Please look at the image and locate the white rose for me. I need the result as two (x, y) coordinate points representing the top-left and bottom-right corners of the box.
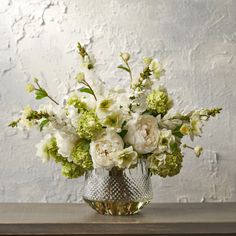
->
(90, 129), (124, 169)
(124, 114), (159, 154)
(55, 131), (79, 158)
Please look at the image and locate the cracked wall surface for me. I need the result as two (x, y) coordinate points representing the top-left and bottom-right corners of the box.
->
(0, 0), (236, 202)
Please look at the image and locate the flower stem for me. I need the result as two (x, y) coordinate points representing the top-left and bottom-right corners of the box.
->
(82, 80), (97, 101)
(47, 94), (59, 105)
(121, 56), (133, 88)
(35, 82), (59, 105)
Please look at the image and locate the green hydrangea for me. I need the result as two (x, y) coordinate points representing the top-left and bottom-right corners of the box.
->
(62, 162), (85, 179)
(46, 137), (85, 179)
(146, 87), (173, 116)
(148, 151), (183, 177)
(77, 110), (102, 140)
(71, 139), (93, 170)
(67, 94), (87, 112)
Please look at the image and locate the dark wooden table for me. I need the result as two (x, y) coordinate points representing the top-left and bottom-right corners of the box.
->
(0, 203), (235, 235)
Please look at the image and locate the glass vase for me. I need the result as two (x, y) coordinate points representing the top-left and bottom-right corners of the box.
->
(83, 159), (152, 216)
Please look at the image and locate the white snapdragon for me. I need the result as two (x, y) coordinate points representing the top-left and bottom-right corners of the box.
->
(67, 105), (80, 128)
(35, 134), (54, 163)
(90, 129), (124, 169)
(55, 131), (79, 158)
(18, 105), (34, 129)
(124, 114), (159, 154)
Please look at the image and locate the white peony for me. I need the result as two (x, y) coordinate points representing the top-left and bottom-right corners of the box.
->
(124, 114), (159, 154)
(90, 129), (124, 169)
(55, 131), (79, 158)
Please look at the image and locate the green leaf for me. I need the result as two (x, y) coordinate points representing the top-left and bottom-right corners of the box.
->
(118, 129), (128, 139)
(117, 65), (130, 72)
(79, 87), (94, 95)
(170, 142), (178, 152)
(39, 119), (49, 131)
(172, 125), (184, 139)
(35, 89), (48, 100)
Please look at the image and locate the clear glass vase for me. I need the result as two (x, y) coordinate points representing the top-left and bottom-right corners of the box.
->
(83, 159), (153, 216)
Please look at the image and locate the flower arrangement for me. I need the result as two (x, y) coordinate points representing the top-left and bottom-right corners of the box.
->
(9, 42), (221, 179)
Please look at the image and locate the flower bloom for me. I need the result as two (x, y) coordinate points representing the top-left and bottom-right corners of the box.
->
(90, 129), (124, 169)
(35, 134), (56, 163)
(124, 114), (159, 154)
(146, 86), (173, 116)
(55, 131), (79, 158)
(114, 146), (138, 169)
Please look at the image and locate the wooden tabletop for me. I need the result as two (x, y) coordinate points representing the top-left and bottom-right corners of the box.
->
(0, 203), (235, 235)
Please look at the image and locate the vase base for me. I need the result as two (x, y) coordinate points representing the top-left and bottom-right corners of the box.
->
(83, 198), (150, 216)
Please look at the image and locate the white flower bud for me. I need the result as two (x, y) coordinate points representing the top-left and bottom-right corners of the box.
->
(76, 72), (85, 83)
(194, 145), (203, 158)
(120, 52), (130, 61)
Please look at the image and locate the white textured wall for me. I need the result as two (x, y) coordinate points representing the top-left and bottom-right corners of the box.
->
(0, 0), (236, 203)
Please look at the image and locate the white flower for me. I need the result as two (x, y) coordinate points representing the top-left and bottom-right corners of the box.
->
(114, 146), (138, 169)
(190, 114), (203, 140)
(129, 89), (148, 113)
(75, 72), (85, 82)
(96, 91), (130, 132)
(18, 105), (34, 129)
(159, 114), (182, 130)
(90, 129), (124, 169)
(35, 134), (54, 163)
(67, 105), (80, 128)
(120, 52), (130, 61)
(124, 114), (159, 154)
(55, 131), (79, 158)
(194, 145), (203, 158)
(156, 129), (175, 153)
(38, 103), (54, 116)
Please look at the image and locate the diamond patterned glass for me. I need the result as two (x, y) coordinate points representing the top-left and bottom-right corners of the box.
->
(83, 159), (153, 215)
